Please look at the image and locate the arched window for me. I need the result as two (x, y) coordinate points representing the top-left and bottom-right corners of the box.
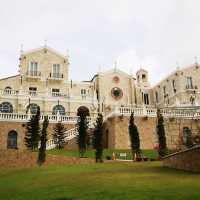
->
(26, 103), (39, 114)
(4, 86), (12, 90)
(4, 87), (12, 95)
(0, 102), (13, 113)
(52, 105), (65, 115)
(183, 127), (192, 147)
(7, 130), (17, 149)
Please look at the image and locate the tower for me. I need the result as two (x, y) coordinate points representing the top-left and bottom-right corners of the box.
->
(136, 68), (150, 87)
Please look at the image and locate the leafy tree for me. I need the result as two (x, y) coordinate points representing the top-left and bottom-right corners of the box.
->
(53, 122), (66, 149)
(157, 109), (167, 157)
(24, 106), (41, 151)
(128, 112), (141, 159)
(93, 113), (104, 163)
(38, 116), (49, 166)
(77, 113), (88, 157)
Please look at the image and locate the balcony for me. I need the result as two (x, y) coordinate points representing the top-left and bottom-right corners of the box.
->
(29, 91), (37, 97)
(26, 71), (41, 79)
(185, 85), (198, 92)
(0, 89), (18, 96)
(49, 73), (64, 80)
(51, 92), (65, 97)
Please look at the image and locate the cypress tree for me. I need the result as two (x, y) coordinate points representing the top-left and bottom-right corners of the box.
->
(128, 112), (141, 159)
(53, 122), (66, 149)
(157, 109), (167, 157)
(93, 113), (104, 163)
(38, 116), (49, 166)
(24, 106), (41, 151)
(77, 113), (88, 157)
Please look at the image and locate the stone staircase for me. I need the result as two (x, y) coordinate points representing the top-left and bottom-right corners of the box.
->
(46, 119), (95, 150)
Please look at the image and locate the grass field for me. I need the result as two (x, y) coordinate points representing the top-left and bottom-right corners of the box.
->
(47, 149), (159, 160)
(0, 161), (200, 200)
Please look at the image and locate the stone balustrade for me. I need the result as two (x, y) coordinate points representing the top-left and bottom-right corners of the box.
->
(0, 89), (97, 103)
(110, 106), (200, 119)
(0, 112), (94, 124)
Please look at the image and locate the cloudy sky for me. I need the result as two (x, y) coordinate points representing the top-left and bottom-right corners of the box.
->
(0, 0), (200, 85)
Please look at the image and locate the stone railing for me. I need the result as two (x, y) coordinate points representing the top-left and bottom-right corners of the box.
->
(0, 112), (94, 124)
(104, 106), (157, 118)
(160, 108), (200, 119)
(0, 89), (19, 96)
(46, 118), (96, 150)
(0, 89), (97, 103)
(108, 106), (200, 119)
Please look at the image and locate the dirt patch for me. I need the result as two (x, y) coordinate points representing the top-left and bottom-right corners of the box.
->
(0, 150), (94, 168)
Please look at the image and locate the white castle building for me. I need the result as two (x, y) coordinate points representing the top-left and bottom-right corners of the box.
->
(0, 46), (200, 150)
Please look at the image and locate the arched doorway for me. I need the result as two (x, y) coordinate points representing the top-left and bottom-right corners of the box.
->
(52, 105), (65, 115)
(26, 103), (40, 114)
(7, 130), (18, 149)
(77, 106), (90, 116)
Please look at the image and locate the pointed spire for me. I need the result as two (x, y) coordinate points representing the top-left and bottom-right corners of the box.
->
(195, 56), (198, 65)
(176, 61), (180, 70)
(44, 39), (47, 48)
(114, 60), (117, 72)
(20, 44), (23, 54)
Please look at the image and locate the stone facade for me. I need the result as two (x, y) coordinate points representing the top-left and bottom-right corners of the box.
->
(1, 46), (200, 151)
(103, 116), (157, 150)
(0, 121), (75, 150)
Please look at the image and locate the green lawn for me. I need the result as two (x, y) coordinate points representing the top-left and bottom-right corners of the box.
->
(0, 162), (200, 200)
(47, 149), (158, 160)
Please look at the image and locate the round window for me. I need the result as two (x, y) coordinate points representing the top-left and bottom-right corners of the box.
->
(113, 76), (120, 83)
(111, 87), (123, 100)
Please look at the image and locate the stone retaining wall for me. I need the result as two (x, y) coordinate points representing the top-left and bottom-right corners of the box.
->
(163, 146), (200, 172)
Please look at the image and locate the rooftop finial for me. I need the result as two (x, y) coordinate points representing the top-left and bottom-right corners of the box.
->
(20, 44), (23, 54)
(114, 60), (117, 72)
(176, 61), (180, 70)
(44, 39), (47, 47)
(195, 56), (198, 65)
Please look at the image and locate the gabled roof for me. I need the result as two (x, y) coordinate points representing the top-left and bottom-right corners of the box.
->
(21, 46), (67, 60)
(99, 68), (132, 77)
(0, 74), (20, 81)
(152, 63), (198, 88)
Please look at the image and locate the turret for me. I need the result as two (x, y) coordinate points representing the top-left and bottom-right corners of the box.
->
(136, 68), (150, 87)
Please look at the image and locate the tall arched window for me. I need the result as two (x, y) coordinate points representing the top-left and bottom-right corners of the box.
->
(7, 130), (17, 149)
(0, 102), (13, 113)
(52, 105), (65, 115)
(4, 87), (12, 95)
(26, 103), (39, 114)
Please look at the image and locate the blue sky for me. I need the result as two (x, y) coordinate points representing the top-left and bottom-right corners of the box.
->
(0, 0), (200, 85)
